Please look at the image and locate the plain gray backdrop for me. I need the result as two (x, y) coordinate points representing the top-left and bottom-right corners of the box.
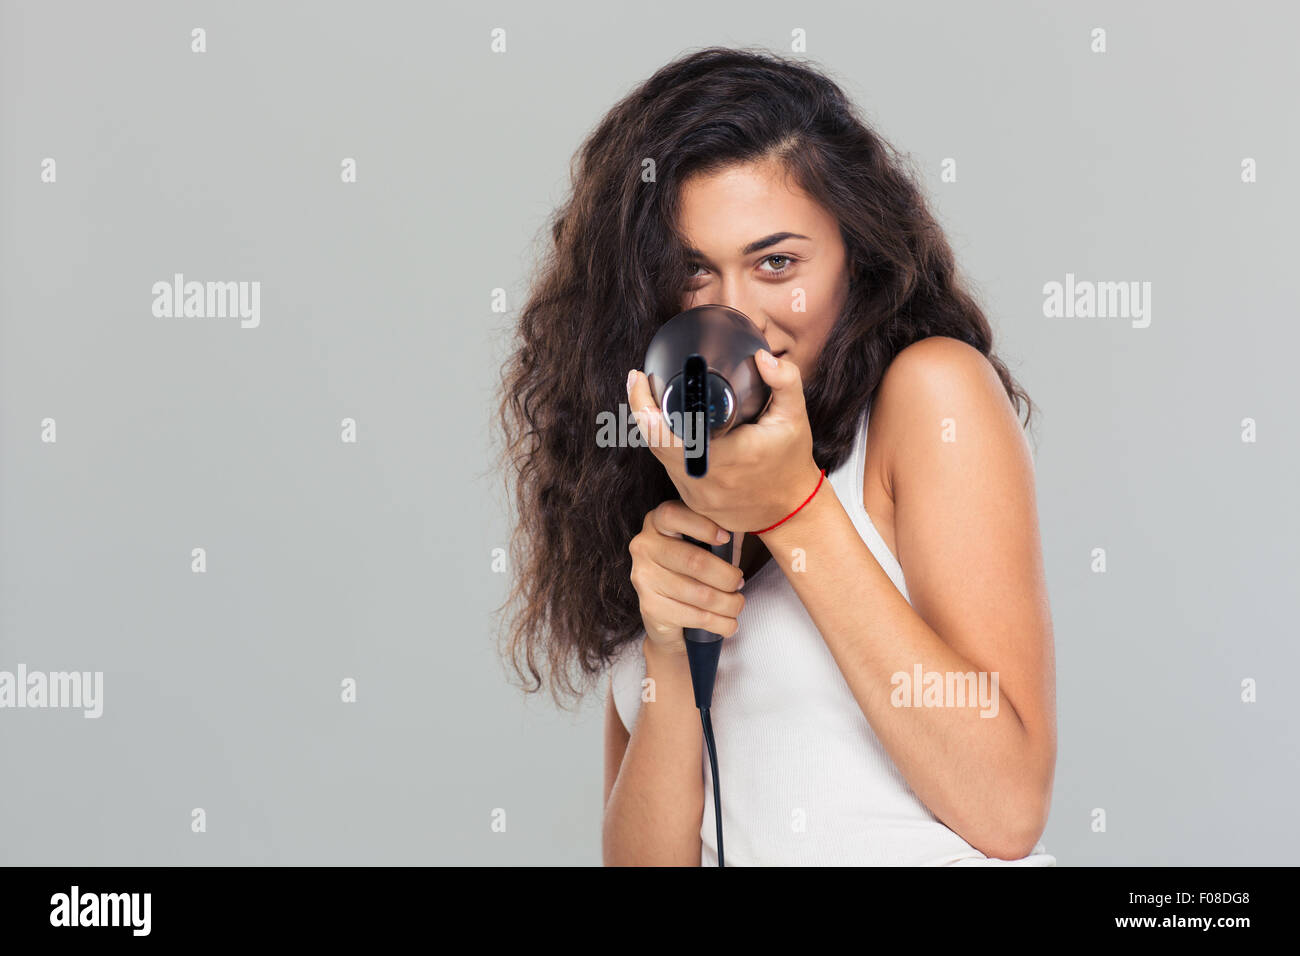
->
(2, 0), (1296, 865)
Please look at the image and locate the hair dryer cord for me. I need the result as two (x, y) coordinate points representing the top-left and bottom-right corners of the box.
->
(700, 706), (724, 867)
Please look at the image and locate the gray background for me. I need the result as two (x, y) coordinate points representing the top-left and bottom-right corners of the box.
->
(1, 0), (1296, 865)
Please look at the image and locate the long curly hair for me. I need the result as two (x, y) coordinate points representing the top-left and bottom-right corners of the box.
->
(495, 45), (1034, 708)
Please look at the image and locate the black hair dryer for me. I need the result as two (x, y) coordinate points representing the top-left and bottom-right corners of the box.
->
(642, 304), (773, 708)
(643, 304), (773, 479)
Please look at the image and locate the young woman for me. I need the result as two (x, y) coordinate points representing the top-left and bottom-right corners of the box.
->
(497, 46), (1057, 866)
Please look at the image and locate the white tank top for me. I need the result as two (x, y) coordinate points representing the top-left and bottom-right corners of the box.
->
(609, 403), (1056, 866)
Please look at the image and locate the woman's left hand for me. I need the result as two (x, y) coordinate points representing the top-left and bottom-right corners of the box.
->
(626, 349), (823, 534)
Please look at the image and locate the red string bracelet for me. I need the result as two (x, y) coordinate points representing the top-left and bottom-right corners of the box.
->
(754, 467), (826, 534)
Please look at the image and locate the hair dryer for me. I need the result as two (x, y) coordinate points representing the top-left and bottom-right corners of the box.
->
(644, 304), (773, 481)
(641, 303), (773, 867)
(644, 303), (772, 701)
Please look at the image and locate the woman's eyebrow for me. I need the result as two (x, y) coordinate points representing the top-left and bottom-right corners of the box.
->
(686, 232), (812, 260)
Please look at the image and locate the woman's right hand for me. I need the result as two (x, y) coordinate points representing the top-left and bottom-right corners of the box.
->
(628, 500), (746, 657)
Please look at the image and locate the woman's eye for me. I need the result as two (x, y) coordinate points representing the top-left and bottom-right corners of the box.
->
(685, 256), (793, 285)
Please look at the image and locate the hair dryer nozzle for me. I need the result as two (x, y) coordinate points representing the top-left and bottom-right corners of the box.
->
(643, 305), (773, 478)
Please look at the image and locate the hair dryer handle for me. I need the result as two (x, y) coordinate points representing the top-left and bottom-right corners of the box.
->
(679, 531), (734, 709)
(680, 531), (734, 632)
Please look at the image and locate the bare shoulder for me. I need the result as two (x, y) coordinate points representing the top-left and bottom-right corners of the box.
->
(876, 336), (1009, 418)
(867, 336), (1025, 498)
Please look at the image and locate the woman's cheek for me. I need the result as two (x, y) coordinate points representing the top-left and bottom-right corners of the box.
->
(796, 276), (833, 315)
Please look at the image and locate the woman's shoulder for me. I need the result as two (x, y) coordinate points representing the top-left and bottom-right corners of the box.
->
(876, 336), (1002, 409)
(869, 335), (1015, 473)
(862, 335), (1024, 525)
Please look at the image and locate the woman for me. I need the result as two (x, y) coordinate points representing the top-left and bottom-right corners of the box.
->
(496, 46), (1057, 866)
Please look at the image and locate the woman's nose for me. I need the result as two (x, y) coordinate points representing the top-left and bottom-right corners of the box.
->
(715, 285), (767, 336)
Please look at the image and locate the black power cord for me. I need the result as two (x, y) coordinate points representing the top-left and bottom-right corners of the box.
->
(699, 706), (724, 867)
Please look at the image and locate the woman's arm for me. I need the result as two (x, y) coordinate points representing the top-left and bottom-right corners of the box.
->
(759, 336), (1057, 860)
(602, 682), (630, 808)
(601, 641), (706, 865)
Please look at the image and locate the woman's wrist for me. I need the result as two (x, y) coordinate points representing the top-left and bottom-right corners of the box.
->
(756, 460), (826, 535)
(758, 460), (830, 543)
(642, 636), (701, 717)
(643, 633), (689, 667)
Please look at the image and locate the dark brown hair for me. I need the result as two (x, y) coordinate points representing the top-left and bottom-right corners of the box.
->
(495, 45), (1033, 707)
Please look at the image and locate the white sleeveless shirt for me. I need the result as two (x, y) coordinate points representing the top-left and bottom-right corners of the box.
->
(609, 404), (1056, 866)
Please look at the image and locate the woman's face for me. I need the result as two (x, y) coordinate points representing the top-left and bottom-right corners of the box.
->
(677, 158), (851, 382)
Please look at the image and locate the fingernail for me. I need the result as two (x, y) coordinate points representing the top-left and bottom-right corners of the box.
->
(626, 369), (636, 394)
(737, 576), (745, 590)
(715, 528), (729, 544)
(759, 349), (778, 369)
